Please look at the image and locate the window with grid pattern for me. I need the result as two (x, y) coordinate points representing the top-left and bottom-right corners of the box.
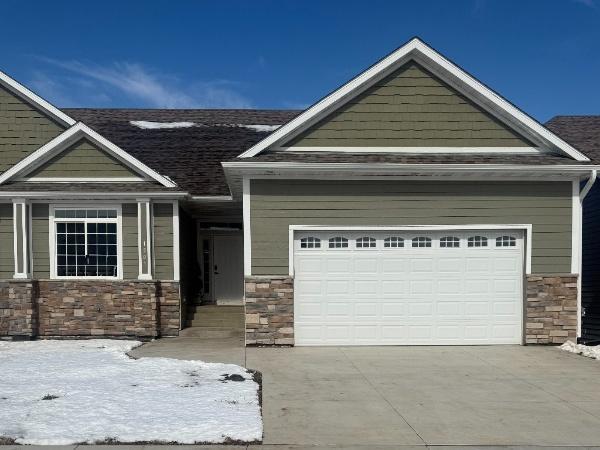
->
(54, 208), (118, 277)
(412, 237), (432, 248)
(440, 236), (460, 248)
(356, 237), (376, 248)
(300, 237), (321, 249)
(328, 237), (349, 248)
(384, 236), (404, 248)
(468, 236), (488, 247)
(496, 235), (516, 247)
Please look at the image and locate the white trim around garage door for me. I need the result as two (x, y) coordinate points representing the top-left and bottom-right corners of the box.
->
(288, 224), (533, 277)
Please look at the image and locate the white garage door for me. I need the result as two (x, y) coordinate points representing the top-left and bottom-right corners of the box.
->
(294, 229), (524, 346)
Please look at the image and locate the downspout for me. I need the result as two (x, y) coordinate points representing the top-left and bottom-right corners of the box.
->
(578, 169), (597, 341)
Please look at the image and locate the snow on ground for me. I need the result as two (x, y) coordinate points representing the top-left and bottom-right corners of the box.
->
(0, 340), (262, 445)
(130, 121), (196, 129)
(237, 124), (280, 132)
(560, 340), (600, 360)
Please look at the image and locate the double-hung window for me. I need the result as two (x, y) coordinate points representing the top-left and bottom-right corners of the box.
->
(52, 207), (120, 278)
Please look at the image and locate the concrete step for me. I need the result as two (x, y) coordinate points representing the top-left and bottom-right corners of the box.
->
(179, 327), (244, 338)
(189, 317), (245, 326)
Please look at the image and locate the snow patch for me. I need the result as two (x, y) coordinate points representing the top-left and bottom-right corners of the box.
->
(0, 340), (262, 445)
(237, 124), (280, 132)
(130, 120), (196, 129)
(560, 340), (600, 360)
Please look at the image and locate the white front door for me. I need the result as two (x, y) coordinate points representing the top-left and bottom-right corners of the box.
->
(293, 229), (524, 346)
(213, 234), (244, 304)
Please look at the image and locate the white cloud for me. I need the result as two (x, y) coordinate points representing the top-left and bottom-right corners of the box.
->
(30, 57), (252, 109)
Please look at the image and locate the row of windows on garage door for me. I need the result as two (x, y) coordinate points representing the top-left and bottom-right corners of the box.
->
(299, 235), (518, 249)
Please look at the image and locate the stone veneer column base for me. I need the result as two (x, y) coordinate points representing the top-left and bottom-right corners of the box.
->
(526, 274), (578, 344)
(0, 280), (180, 340)
(0, 281), (35, 339)
(245, 276), (294, 345)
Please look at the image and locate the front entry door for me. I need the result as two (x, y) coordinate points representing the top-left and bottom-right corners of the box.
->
(213, 234), (244, 304)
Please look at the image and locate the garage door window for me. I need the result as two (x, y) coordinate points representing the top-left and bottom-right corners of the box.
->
(329, 237), (349, 248)
(468, 236), (488, 247)
(384, 236), (404, 248)
(412, 237), (432, 248)
(496, 236), (516, 247)
(300, 237), (321, 249)
(356, 237), (376, 248)
(440, 236), (460, 248)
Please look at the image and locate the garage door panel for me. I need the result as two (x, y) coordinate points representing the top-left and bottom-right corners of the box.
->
(294, 229), (524, 345)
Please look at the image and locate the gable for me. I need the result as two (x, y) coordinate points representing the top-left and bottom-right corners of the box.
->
(24, 138), (141, 179)
(0, 85), (67, 171)
(284, 62), (532, 148)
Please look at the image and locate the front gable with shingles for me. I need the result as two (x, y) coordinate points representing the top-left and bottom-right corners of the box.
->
(285, 62), (533, 149)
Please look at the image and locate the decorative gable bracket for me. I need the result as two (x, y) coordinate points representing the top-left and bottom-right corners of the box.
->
(0, 122), (177, 187)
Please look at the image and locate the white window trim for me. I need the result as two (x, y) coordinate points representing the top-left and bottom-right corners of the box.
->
(48, 204), (123, 280)
(288, 224), (533, 277)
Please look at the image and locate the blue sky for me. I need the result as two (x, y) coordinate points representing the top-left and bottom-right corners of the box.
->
(1, 0), (599, 121)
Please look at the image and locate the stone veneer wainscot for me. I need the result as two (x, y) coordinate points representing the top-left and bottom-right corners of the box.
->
(0, 280), (180, 339)
(245, 276), (294, 345)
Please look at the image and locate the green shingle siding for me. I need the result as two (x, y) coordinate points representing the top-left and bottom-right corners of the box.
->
(0, 85), (65, 172)
(153, 203), (174, 280)
(28, 138), (139, 178)
(0, 204), (13, 278)
(286, 62), (532, 148)
(31, 204), (49, 278)
(250, 180), (572, 275)
(122, 203), (138, 279)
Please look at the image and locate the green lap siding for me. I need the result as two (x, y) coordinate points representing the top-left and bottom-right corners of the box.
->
(122, 204), (138, 279)
(0, 85), (66, 171)
(285, 62), (532, 148)
(153, 203), (174, 280)
(250, 180), (572, 275)
(31, 204), (49, 278)
(0, 204), (13, 278)
(27, 138), (140, 178)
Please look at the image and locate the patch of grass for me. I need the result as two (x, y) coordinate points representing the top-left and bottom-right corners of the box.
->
(41, 394), (59, 401)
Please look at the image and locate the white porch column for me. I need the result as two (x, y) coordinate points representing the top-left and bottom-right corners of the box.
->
(137, 199), (153, 280)
(12, 198), (30, 279)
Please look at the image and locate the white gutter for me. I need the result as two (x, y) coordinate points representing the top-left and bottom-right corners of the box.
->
(580, 169), (597, 201)
(190, 195), (233, 202)
(0, 191), (188, 199)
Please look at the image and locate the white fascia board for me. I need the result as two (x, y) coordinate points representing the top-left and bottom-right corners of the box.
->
(239, 38), (589, 162)
(223, 161), (600, 174)
(0, 191), (187, 199)
(190, 195), (234, 202)
(0, 123), (177, 187)
(0, 69), (76, 127)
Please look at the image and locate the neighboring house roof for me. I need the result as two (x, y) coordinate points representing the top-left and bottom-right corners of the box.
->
(546, 116), (600, 164)
(63, 108), (300, 196)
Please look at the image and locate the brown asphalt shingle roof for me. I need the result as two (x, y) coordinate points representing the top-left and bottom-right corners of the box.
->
(545, 116), (600, 165)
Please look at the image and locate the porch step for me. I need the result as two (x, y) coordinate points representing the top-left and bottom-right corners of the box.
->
(179, 326), (244, 338)
(183, 305), (245, 338)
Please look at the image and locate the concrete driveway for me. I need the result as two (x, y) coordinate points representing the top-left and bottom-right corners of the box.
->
(246, 345), (600, 448)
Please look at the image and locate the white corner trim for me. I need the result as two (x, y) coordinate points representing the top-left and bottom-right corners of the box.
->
(242, 178), (251, 277)
(0, 69), (76, 127)
(172, 200), (180, 281)
(239, 38), (589, 162)
(287, 224), (533, 277)
(276, 146), (544, 154)
(572, 180), (581, 275)
(0, 123), (177, 188)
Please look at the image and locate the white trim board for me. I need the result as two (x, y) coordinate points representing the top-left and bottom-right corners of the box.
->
(0, 69), (75, 127)
(287, 224), (533, 277)
(0, 123), (177, 188)
(19, 177), (146, 182)
(242, 178), (251, 277)
(275, 147), (544, 154)
(239, 38), (589, 162)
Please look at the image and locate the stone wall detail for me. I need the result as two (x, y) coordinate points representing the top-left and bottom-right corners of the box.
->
(0, 280), (180, 339)
(0, 281), (35, 339)
(526, 274), (578, 344)
(245, 276), (294, 345)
